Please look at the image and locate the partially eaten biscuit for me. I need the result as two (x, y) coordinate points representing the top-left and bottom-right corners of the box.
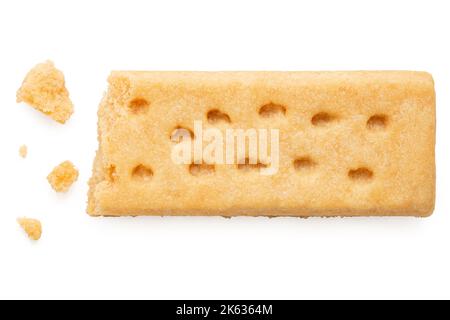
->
(47, 161), (79, 192)
(17, 61), (74, 124)
(17, 217), (42, 241)
(88, 71), (435, 217)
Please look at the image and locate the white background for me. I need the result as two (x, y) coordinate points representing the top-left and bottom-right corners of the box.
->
(0, 0), (448, 300)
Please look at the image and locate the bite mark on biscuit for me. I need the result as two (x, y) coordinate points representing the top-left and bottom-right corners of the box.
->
(189, 163), (215, 176)
(132, 164), (153, 180)
(293, 157), (316, 170)
(207, 109), (231, 124)
(311, 112), (338, 126)
(367, 114), (388, 130)
(348, 167), (374, 181)
(129, 98), (150, 114)
(258, 103), (287, 117)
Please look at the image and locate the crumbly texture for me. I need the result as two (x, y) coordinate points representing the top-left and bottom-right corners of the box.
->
(19, 145), (27, 158)
(47, 161), (79, 192)
(16, 61), (73, 124)
(17, 218), (42, 241)
(88, 71), (436, 217)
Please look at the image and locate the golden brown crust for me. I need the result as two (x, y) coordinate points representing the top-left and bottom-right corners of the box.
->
(16, 61), (73, 124)
(88, 71), (436, 217)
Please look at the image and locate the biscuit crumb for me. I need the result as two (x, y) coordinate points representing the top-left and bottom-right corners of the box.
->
(17, 217), (42, 241)
(47, 161), (79, 192)
(16, 60), (73, 124)
(19, 145), (28, 158)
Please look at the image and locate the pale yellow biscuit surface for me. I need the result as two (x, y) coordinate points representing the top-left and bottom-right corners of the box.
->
(47, 161), (79, 192)
(88, 71), (435, 217)
(17, 61), (73, 124)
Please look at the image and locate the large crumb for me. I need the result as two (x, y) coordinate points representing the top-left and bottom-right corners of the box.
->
(16, 60), (74, 124)
(17, 217), (42, 241)
(47, 161), (79, 192)
(19, 145), (28, 158)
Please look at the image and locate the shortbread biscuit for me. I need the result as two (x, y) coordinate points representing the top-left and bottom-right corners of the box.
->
(47, 161), (79, 192)
(17, 217), (42, 241)
(88, 71), (435, 217)
(17, 61), (73, 124)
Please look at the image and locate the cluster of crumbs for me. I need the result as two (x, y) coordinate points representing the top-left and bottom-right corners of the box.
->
(15, 61), (79, 242)
(47, 161), (79, 192)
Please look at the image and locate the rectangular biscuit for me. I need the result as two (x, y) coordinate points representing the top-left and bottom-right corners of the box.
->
(88, 71), (435, 217)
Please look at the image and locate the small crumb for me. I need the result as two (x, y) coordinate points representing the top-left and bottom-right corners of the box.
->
(19, 145), (28, 158)
(47, 161), (79, 192)
(16, 60), (74, 124)
(17, 217), (42, 241)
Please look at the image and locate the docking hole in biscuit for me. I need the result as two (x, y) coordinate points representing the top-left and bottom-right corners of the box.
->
(348, 168), (374, 181)
(207, 109), (231, 124)
(237, 158), (268, 171)
(132, 164), (153, 180)
(293, 157), (316, 170)
(367, 114), (388, 130)
(107, 165), (117, 182)
(258, 103), (287, 117)
(311, 112), (337, 126)
(189, 163), (215, 176)
(170, 126), (195, 142)
(128, 98), (150, 114)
